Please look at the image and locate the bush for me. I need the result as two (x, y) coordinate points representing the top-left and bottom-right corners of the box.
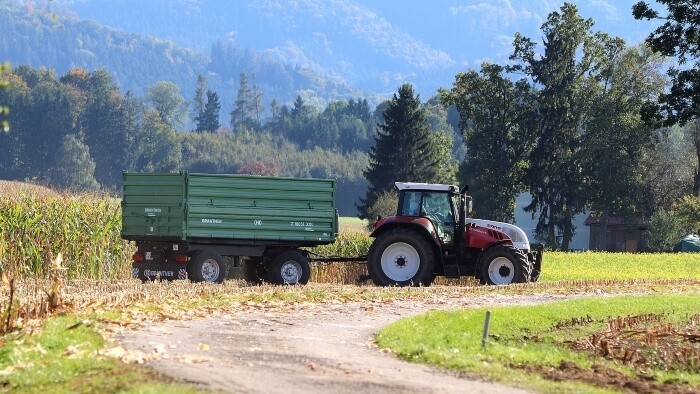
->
(646, 209), (683, 252)
(673, 195), (700, 233)
(365, 190), (398, 222)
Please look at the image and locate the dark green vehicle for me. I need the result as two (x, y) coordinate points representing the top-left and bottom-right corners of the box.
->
(121, 172), (338, 284)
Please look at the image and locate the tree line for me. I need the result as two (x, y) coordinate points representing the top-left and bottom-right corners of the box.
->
(0, 64), (458, 216)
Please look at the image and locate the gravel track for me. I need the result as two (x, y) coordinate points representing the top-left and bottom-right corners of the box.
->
(117, 292), (585, 393)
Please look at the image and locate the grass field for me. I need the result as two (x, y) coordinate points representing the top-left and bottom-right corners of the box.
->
(377, 294), (700, 393)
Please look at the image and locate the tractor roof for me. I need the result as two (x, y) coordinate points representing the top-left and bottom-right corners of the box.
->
(394, 182), (458, 192)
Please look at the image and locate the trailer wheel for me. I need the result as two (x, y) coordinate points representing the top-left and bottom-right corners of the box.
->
(268, 251), (310, 285)
(189, 251), (226, 283)
(367, 228), (435, 287)
(478, 245), (530, 285)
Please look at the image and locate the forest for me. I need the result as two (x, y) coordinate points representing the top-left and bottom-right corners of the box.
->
(1, 1), (700, 251)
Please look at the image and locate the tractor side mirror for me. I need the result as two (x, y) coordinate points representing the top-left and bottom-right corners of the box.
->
(465, 196), (473, 215)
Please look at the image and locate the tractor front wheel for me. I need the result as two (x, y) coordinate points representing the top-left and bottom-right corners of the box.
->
(478, 245), (530, 285)
(367, 228), (436, 287)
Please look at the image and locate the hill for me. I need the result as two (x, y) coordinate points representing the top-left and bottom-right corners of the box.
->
(0, 2), (363, 123)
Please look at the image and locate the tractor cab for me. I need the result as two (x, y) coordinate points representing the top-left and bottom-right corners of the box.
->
(394, 182), (471, 245)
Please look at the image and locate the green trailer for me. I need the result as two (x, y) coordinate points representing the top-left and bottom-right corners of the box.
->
(122, 172), (338, 284)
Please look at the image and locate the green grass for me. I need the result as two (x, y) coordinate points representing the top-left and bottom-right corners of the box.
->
(376, 294), (700, 393)
(0, 315), (198, 393)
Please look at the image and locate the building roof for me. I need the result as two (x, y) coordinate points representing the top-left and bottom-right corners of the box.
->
(584, 214), (649, 227)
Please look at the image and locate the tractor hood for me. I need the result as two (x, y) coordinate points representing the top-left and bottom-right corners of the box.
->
(468, 219), (531, 252)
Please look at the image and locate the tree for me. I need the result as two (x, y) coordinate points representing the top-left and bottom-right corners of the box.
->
(266, 99), (292, 136)
(365, 190), (399, 222)
(288, 95), (317, 147)
(135, 108), (182, 172)
(633, 1), (700, 196)
(48, 134), (99, 191)
(195, 90), (221, 132)
(191, 74), (206, 126)
(633, 0), (700, 124)
(359, 83), (441, 217)
(440, 63), (534, 222)
(673, 195), (700, 234)
(640, 125), (696, 214)
(81, 69), (138, 187)
(236, 159), (279, 176)
(582, 44), (667, 249)
(229, 72), (262, 132)
(646, 209), (683, 251)
(25, 76), (75, 179)
(146, 80), (186, 129)
(509, 3), (605, 249)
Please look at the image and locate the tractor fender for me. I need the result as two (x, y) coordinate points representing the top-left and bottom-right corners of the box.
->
(370, 216), (442, 249)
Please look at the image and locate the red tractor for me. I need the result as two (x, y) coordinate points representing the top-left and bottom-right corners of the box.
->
(367, 182), (543, 286)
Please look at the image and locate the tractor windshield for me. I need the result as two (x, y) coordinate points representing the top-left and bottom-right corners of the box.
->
(421, 192), (455, 243)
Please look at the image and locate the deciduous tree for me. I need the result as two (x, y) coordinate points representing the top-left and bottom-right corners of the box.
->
(633, 0), (700, 195)
(146, 80), (186, 129)
(440, 63), (534, 223)
(582, 44), (667, 249)
(48, 134), (99, 191)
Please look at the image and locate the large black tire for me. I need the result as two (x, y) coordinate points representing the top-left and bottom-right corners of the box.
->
(477, 244), (531, 285)
(189, 250), (227, 283)
(268, 251), (310, 285)
(367, 228), (436, 287)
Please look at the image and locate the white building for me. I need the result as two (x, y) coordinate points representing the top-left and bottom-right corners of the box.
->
(513, 193), (590, 251)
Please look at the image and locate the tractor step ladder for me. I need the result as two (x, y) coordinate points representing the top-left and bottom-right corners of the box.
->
(442, 254), (460, 278)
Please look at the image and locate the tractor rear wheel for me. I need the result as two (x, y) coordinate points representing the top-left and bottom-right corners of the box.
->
(367, 228), (436, 287)
(478, 245), (530, 285)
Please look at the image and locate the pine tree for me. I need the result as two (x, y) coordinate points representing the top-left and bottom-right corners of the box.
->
(230, 72), (263, 132)
(359, 83), (440, 217)
(195, 90), (221, 132)
(191, 74), (206, 126)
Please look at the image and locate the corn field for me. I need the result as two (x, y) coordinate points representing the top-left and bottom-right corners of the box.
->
(0, 183), (132, 280)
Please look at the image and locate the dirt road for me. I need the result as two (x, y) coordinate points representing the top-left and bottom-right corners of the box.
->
(117, 293), (581, 393)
